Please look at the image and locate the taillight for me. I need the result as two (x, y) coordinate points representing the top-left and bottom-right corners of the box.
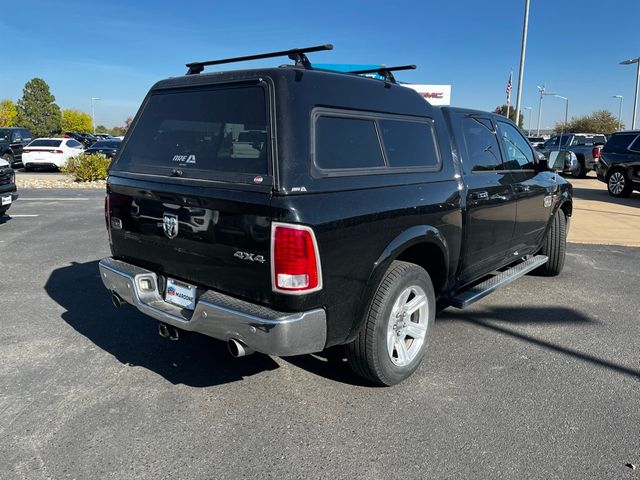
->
(53, 149), (64, 154)
(22, 149), (31, 153)
(592, 147), (600, 159)
(63, 134), (70, 138)
(271, 222), (322, 294)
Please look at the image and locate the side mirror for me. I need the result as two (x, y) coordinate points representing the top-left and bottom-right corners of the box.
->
(548, 150), (577, 172)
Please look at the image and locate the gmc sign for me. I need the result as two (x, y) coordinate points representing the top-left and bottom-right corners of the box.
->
(402, 84), (451, 106)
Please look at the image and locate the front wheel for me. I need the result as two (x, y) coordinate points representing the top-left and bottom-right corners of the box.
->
(534, 210), (567, 276)
(346, 261), (435, 386)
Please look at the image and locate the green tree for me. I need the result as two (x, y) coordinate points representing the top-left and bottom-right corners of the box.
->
(95, 124), (109, 134)
(555, 110), (621, 134)
(494, 105), (525, 128)
(61, 109), (93, 133)
(0, 99), (18, 127)
(16, 78), (61, 137)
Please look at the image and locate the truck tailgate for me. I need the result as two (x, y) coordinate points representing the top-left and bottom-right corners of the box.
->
(107, 179), (272, 303)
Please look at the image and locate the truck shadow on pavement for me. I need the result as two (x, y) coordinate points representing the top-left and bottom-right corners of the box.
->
(45, 260), (281, 387)
(571, 186), (640, 206)
(439, 306), (640, 380)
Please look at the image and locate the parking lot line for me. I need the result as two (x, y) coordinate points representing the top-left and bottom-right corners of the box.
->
(19, 198), (90, 201)
(9, 214), (40, 217)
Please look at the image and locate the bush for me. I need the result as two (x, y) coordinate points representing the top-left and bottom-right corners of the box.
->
(61, 153), (110, 182)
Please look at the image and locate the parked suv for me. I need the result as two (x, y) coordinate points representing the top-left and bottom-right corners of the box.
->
(596, 131), (640, 197)
(99, 45), (572, 385)
(0, 127), (33, 167)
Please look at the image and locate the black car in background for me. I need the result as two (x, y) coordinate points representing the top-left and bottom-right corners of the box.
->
(0, 155), (18, 217)
(0, 127), (34, 167)
(85, 138), (122, 159)
(596, 131), (640, 197)
(64, 132), (96, 148)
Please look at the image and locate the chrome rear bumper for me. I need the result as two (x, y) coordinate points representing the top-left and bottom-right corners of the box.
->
(98, 257), (327, 356)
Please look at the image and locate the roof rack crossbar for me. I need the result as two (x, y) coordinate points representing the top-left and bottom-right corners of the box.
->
(348, 64), (416, 83)
(185, 44), (334, 75)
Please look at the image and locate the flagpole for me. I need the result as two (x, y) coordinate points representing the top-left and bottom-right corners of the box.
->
(506, 68), (513, 120)
(514, 0), (530, 129)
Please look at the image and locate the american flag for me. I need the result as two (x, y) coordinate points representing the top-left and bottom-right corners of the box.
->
(506, 70), (513, 102)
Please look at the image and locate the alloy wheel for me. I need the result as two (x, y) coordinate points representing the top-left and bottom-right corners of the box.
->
(609, 172), (626, 195)
(386, 285), (429, 367)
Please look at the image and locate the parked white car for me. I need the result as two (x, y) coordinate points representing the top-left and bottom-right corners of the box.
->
(22, 138), (84, 170)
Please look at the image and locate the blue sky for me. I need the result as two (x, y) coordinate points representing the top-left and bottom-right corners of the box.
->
(2, 0), (639, 130)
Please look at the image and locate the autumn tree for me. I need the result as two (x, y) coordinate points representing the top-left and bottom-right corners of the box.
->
(61, 109), (93, 133)
(0, 100), (18, 127)
(16, 78), (61, 137)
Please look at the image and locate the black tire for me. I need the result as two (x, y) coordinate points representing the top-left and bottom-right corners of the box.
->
(571, 157), (586, 178)
(0, 206), (9, 217)
(1, 153), (13, 165)
(606, 169), (632, 198)
(346, 261), (436, 386)
(534, 210), (567, 276)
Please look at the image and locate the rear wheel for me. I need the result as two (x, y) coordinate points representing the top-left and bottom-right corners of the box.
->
(534, 210), (567, 276)
(346, 261), (435, 386)
(607, 169), (632, 197)
(1, 153), (13, 165)
(571, 157), (586, 178)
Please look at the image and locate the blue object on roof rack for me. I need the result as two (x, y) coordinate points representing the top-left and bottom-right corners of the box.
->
(313, 64), (385, 80)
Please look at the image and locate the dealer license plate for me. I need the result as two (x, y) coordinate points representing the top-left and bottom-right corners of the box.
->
(165, 278), (196, 310)
(1, 195), (11, 206)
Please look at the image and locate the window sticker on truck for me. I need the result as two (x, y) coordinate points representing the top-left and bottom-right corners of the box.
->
(172, 154), (196, 164)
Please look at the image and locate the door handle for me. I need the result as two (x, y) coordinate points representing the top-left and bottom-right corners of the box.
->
(470, 191), (489, 200)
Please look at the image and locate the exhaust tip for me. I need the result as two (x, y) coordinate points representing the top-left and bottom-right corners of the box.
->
(111, 293), (124, 309)
(158, 323), (170, 338)
(158, 323), (180, 341)
(228, 338), (254, 358)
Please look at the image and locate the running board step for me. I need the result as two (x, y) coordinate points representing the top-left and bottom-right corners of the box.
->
(451, 255), (548, 309)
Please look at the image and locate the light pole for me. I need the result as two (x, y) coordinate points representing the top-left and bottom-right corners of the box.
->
(536, 85), (557, 136)
(554, 94), (569, 147)
(91, 97), (101, 134)
(612, 95), (623, 131)
(524, 106), (533, 136)
(514, 0), (530, 128)
(619, 57), (640, 129)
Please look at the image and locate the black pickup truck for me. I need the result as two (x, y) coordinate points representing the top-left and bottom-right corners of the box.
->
(0, 127), (33, 167)
(99, 45), (572, 385)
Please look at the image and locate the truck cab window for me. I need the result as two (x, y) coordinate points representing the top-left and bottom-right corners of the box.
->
(497, 121), (534, 170)
(462, 117), (503, 172)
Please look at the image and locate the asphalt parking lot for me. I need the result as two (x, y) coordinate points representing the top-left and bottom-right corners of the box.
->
(1, 189), (639, 479)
